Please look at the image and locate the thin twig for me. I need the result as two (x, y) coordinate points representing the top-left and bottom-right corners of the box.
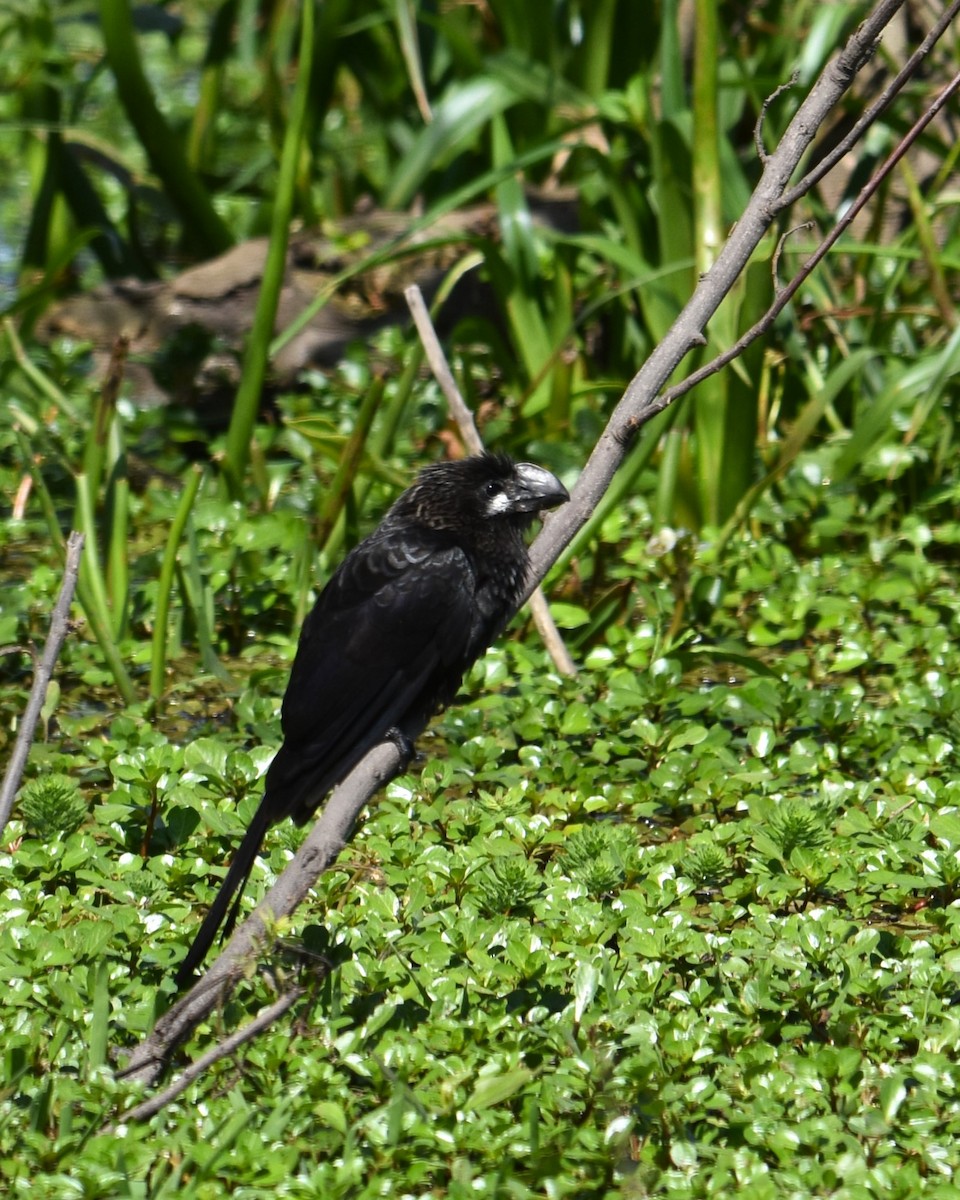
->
(772, 222), (815, 295)
(0, 531), (85, 838)
(404, 284), (577, 677)
(3, 317), (81, 422)
(652, 67), (960, 416)
(754, 71), (799, 164)
(405, 285), (480, 449)
(111, 986), (305, 1126)
(782, 0), (960, 206)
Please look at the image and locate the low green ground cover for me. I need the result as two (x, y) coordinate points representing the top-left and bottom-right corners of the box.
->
(2, 427), (959, 1197)
(2, 3), (958, 1194)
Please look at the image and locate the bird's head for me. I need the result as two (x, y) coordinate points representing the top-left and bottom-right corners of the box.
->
(400, 453), (569, 535)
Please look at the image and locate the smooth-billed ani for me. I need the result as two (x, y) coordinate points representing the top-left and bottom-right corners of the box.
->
(176, 453), (568, 985)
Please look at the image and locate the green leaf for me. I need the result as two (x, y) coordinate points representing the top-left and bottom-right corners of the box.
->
(386, 77), (518, 208)
(549, 603), (591, 630)
(573, 960), (600, 1023)
(463, 1067), (533, 1113)
(667, 724), (709, 751)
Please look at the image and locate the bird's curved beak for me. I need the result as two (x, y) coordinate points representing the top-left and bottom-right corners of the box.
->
(509, 463), (570, 514)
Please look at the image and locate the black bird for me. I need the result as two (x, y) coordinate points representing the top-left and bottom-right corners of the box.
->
(176, 453), (568, 985)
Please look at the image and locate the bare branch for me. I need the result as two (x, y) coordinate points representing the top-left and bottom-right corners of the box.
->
(654, 67), (960, 415)
(112, 986), (305, 1125)
(782, 0), (960, 206)
(0, 531), (84, 837)
(404, 284), (484, 456)
(525, 0), (909, 588)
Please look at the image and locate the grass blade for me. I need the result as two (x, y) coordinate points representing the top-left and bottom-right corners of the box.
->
(222, 0), (315, 498)
(106, 415), (130, 639)
(317, 373), (387, 553)
(150, 465), (205, 707)
(178, 516), (232, 684)
(17, 434), (138, 704)
(97, 0), (232, 254)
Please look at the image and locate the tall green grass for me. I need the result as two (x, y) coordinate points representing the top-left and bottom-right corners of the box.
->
(4, 0), (957, 663)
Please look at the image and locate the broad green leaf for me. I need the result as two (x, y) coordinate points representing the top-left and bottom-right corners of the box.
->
(463, 1067), (533, 1113)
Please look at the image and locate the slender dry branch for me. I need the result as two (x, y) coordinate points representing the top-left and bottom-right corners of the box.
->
(782, 0), (960, 206)
(405, 284), (483, 453)
(118, 0), (935, 1099)
(112, 986), (305, 1125)
(0, 531), (85, 837)
(772, 222), (815, 295)
(525, 0), (909, 587)
(120, 742), (401, 1086)
(404, 284), (577, 677)
(655, 66), (960, 413)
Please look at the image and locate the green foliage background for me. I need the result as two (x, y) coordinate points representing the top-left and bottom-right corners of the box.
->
(1, 0), (960, 1195)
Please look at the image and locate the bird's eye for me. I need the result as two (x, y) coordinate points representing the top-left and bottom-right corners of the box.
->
(483, 480), (502, 497)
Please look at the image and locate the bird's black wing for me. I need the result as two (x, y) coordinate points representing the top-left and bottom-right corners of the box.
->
(267, 528), (490, 823)
(176, 531), (486, 987)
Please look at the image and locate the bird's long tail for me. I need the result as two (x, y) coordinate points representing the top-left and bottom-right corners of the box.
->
(175, 800), (275, 988)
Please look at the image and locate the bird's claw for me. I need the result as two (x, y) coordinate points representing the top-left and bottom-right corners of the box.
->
(385, 727), (417, 767)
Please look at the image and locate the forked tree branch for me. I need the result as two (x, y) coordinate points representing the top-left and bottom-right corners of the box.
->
(780, 0), (960, 206)
(654, 65), (960, 418)
(527, 0), (909, 584)
(119, 0), (923, 1092)
(112, 986), (305, 1125)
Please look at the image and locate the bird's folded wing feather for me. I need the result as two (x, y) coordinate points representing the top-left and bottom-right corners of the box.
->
(266, 532), (488, 821)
